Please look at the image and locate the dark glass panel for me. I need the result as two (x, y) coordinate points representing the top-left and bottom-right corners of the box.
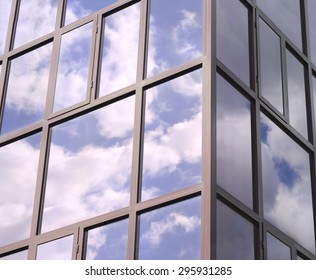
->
(216, 200), (254, 260)
(261, 113), (315, 253)
(216, 74), (253, 208)
(267, 233), (291, 260)
(216, 0), (249, 85)
(138, 197), (201, 259)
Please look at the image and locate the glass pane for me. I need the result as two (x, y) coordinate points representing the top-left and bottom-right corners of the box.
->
(36, 235), (73, 260)
(0, 133), (41, 247)
(286, 50), (308, 138)
(65, 0), (117, 26)
(85, 219), (128, 260)
(308, 0), (316, 65)
(141, 70), (202, 201)
(42, 96), (135, 233)
(98, 4), (140, 97)
(1, 43), (53, 135)
(216, 200), (254, 260)
(216, 0), (249, 85)
(0, 250), (28, 260)
(259, 18), (283, 114)
(147, 0), (202, 77)
(313, 76), (316, 124)
(257, 0), (302, 50)
(267, 233), (291, 260)
(261, 113), (315, 253)
(0, 0), (12, 55)
(216, 74), (253, 208)
(138, 197), (201, 260)
(14, 0), (58, 48)
(53, 22), (93, 112)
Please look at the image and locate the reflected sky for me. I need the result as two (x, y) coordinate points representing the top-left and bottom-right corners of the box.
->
(307, 0), (316, 65)
(0, 1), (12, 55)
(261, 113), (315, 253)
(257, 0), (302, 50)
(267, 233), (291, 260)
(0, 250), (28, 260)
(142, 70), (202, 201)
(216, 74), (253, 208)
(216, 0), (249, 86)
(147, 0), (202, 77)
(138, 197), (200, 260)
(85, 219), (128, 260)
(1, 43), (53, 135)
(14, 0), (58, 48)
(0, 133), (41, 247)
(36, 235), (73, 260)
(42, 96), (134, 233)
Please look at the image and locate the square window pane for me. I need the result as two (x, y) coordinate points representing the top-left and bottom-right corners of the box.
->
(98, 4), (140, 97)
(1, 43), (53, 135)
(138, 197), (201, 260)
(0, 0), (12, 55)
(53, 22), (93, 112)
(85, 219), (128, 260)
(141, 70), (202, 201)
(147, 0), (202, 77)
(14, 0), (58, 48)
(0, 133), (41, 246)
(267, 233), (291, 260)
(261, 113), (315, 253)
(42, 96), (135, 233)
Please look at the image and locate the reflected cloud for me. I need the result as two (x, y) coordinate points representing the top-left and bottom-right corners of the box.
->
(0, 1), (12, 54)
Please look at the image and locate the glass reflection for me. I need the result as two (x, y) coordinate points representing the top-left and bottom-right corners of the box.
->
(261, 113), (315, 253)
(0, 133), (41, 247)
(36, 235), (73, 260)
(1, 43), (52, 135)
(216, 74), (253, 208)
(0, 250), (28, 260)
(138, 197), (201, 260)
(257, 0), (302, 50)
(313, 76), (316, 124)
(267, 233), (291, 260)
(85, 219), (128, 260)
(14, 0), (58, 48)
(286, 50), (308, 138)
(147, 0), (202, 77)
(42, 96), (135, 233)
(141, 70), (202, 201)
(65, 0), (117, 26)
(216, 0), (249, 86)
(216, 200), (254, 260)
(259, 18), (283, 114)
(53, 22), (93, 112)
(308, 0), (316, 65)
(98, 4), (140, 97)
(0, 1), (12, 55)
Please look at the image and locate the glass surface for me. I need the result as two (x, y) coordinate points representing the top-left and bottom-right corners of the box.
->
(257, 0), (302, 50)
(216, 200), (254, 260)
(147, 0), (202, 77)
(313, 76), (316, 124)
(0, 1), (12, 55)
(216, 74), (253, 208)
(286, 50), (308, 138)
(261, 113), (315, 253)
(36, 235), (73, 260)
(1, 43), (53, 135)
(138, 197), (201, 259)
(259, 18), (283, 114)
(141, 70), (202, 201)
(14, 0), (58, 48)
(42, 96), (135, 233)
(85, 219), (128, 260)
(53, 22), (93, 112)
(65, 0), (117, 26)
(216, 0), (249, 85)
(308, 0), (316, 65)
(98, 4), (140, 97)
(0, 250), (28, 260)
(267, 233), (291, 260)
(0, 133), (41, 247)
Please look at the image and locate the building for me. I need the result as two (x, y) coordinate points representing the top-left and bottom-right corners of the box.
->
(0, 0), (315, 260)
